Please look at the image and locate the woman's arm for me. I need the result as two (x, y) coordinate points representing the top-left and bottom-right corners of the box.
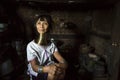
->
(53, 51), (68, 80)
(29, 58), (57, 75)
(53, 51), (68, 69)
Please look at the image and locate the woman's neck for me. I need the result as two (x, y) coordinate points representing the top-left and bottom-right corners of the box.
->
(37, 33), (48, 45)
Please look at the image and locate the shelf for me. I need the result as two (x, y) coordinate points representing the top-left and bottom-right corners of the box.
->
(18, 0), (117, 10)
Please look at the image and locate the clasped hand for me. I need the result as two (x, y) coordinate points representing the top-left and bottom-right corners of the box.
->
(48, 63), (64, 75)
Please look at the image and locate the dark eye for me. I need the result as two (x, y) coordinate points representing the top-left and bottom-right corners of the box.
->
(44, 22), (48, 25)
(37, 22), (41, 24)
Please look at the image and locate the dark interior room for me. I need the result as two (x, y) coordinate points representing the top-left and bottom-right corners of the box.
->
(0, 0), (120, 80)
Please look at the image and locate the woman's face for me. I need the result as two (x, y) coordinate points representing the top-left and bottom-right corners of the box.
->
(36, 18), (49, 34)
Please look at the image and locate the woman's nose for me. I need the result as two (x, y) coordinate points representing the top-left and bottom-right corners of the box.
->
(40, 23), (44, 28)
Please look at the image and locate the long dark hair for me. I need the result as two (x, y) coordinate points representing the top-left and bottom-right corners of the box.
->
(33, 15), (53, 44)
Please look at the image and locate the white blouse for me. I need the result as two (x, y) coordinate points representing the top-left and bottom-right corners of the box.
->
(26, 40), (58, 76)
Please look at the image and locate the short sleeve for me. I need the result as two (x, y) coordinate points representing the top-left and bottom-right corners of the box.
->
(27, 44), (36, 62)
(51, 42), (58, 53)
(54, 44), (58, 52)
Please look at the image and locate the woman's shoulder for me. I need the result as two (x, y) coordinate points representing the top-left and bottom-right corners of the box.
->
(27, 40), (35, 47)
(50, 38), (56, 45)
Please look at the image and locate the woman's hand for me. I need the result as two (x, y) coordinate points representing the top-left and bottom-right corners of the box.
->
(43, 64), (58, 75)
(46, 63), (66, 80)
(55, 63), (66, 80)
(48, 64), (58, 75)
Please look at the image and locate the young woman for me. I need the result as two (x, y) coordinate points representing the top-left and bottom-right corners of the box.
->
(26, 15), (67, 80)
